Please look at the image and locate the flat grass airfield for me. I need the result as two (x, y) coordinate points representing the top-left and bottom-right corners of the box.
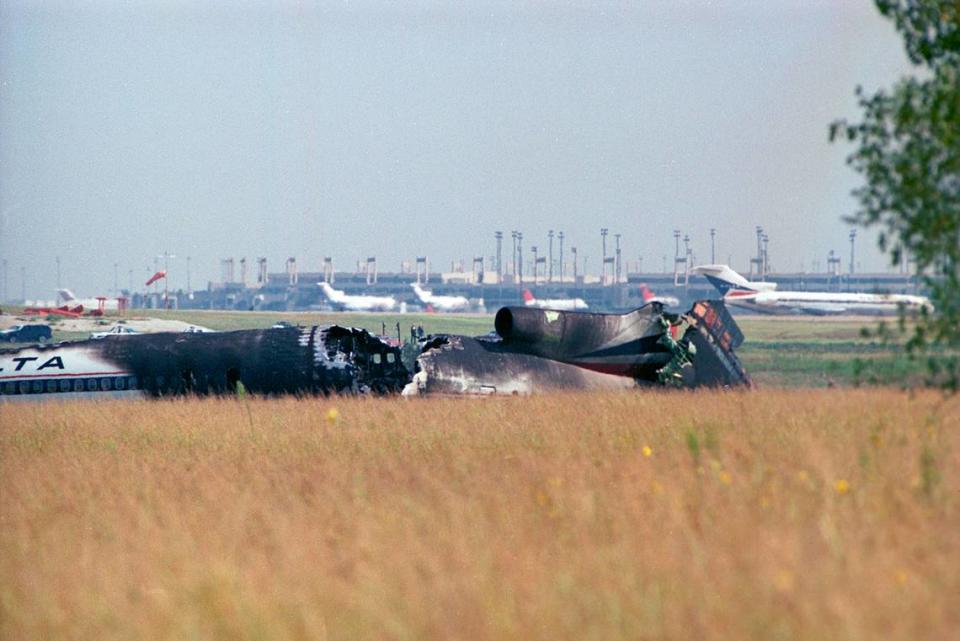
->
(2, 310), (958, 640)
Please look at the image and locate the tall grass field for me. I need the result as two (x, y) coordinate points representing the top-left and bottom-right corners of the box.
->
(1, 390), (957, 640)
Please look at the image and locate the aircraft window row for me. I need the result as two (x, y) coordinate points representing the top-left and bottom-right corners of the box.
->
(0, 376), (139, 396)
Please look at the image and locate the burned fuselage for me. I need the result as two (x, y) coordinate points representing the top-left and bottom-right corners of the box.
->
(0, 301), (749, 400)
(0, 325), (408, 398)
(405, 300), (750, 396)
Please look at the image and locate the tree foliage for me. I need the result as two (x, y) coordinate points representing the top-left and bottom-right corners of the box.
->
(831, 0), (960, 389)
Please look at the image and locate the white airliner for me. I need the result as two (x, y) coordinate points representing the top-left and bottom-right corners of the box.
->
(410, 283), (471, 312)
(638, 283), (680, 308)
(57, 289), (120, 311)
(318, 282), (396, 312)
(692, 264), (933, 316)
(522, 289), (589, 311)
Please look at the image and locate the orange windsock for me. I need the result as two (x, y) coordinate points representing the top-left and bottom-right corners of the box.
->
(145, 270), (167, 286)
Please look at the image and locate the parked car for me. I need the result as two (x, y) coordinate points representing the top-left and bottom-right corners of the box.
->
(0, 324), (53, 343)
(90, 326), (141, 339)
(183, 325), (214, 333)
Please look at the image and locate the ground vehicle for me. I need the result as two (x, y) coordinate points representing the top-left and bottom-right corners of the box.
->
(183, 325), (214, 333)
(90, 326), (141, 339)
(0, 324), (53, 343)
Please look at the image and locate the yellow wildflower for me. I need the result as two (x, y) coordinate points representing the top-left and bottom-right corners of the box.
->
(774, 570), (794, 593)
(642, 445), (653, 457)
(835, 479), (850, 494)
(326, 407), (340, 424)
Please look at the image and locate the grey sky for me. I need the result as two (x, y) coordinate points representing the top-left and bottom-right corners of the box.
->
(1, 0), (913, 299)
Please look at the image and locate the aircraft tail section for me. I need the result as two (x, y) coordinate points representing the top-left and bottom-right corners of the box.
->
(318, 282), (343, 303)
(410, 283), (429, 303)
(57, 288), (77, 302)
(522, 289), (535, 304)
(685, 300), (751, 387)
(691, 265), (759, 295)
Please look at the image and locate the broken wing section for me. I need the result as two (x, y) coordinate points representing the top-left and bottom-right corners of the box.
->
(403, 334), (640, 396)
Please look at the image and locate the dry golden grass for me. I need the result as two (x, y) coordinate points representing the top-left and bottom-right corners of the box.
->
(1, 390), (958, 641)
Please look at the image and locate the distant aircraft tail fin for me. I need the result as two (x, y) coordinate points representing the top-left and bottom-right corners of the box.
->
(57, 288), (76, 302)
(691, 265), (757, 295)
(522, 289), (535, 304)
(639, 284), (654, 302)
(318, 282), (341, 301)
(410, 283), (428, 302)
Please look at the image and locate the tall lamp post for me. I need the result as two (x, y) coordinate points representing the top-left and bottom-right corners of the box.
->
(600, 228), (609, 284)
(558, 231), (565, 281)
(156, 252), (175, 308)
(614, 233), (622, 283)
(849, 229), (857, 275)
(547, 230), (554, 283)
(516, 232), (523, 285)
(494, 231), (503, 283)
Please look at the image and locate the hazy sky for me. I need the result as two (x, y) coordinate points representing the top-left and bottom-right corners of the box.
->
(1, 0), (914, 299)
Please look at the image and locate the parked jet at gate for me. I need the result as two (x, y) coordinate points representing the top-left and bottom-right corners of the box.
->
(57, 289), (120, 311)
(410, 283), (471, 312)
(522, 289), (588, 311)
(692, 264), (933, 316)
(318, 282), (396, 312)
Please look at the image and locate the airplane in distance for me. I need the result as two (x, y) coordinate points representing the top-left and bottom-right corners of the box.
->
(522, 289), (588, 311)
(638, 283), (680, 308)
(410, 283), (471, 312)
(692, 264), (933, 316)
(318, 282), (396, 312)
(57, 289), (120, 311)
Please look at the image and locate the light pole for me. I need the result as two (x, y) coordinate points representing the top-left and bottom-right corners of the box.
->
(516, 232), (523, 284)
(156, 252), (175, 308)
(755, 226), (764, 275)
(614, 233), (621, 283)
(558, 231), (565, 281)
(494, 231), (503, 282)
(762, 234), (769, 277)
(600, 228), (609, 284)
(849, 229), (857, 275)
(710, 228), (716, 264)
(547, 230), (554, 283)
(531, 245), (539, 284)
(511, 231), (518, 281)
(571, 246), (578, 281)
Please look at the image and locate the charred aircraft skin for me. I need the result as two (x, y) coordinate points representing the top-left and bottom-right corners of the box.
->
(0, 326), (408, 398)
(1, 301), (749, 400)
(406, 300), (750, 396)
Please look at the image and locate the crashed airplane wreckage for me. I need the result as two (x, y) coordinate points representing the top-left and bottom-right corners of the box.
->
(405, 300), (749, 395)
(0, 301), (749, 399)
